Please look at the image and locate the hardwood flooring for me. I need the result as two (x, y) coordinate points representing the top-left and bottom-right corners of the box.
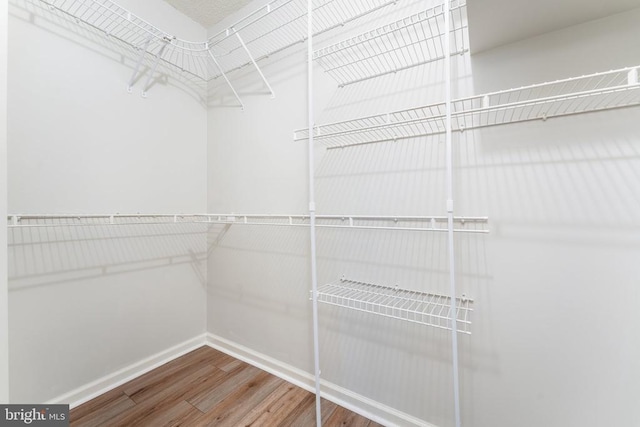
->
(70, 346), (384, 426)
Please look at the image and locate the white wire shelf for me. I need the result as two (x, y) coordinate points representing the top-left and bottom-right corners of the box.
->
(7, 213), (489, 233)
(36, 0), (395, 101)
(41, 0), (211, 81)
(207, 0), (397, 79)
(6, 214), (212, 227)
(207, 213), (488, 233)
(294, 66), (640, 148)
(314, 0), (467, 87)
(317, 277), (473, 333)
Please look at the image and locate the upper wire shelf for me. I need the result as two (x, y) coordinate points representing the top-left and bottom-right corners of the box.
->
(317, 277), (473, 333)
(36, 0), (395, 99)
(294, 66), (640, 148)
(207, 0), (397, 79)
(41, 0), (211, 81)
(314, 0), (467, 87)
(7, 213), (489, 233)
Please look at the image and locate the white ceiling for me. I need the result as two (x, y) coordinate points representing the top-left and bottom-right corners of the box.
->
(163, 0), (254, 29)
(468, 0), (640, 53)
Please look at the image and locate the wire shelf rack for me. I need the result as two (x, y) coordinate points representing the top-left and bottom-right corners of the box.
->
(206, 213), (488, 233)
(8, 214), (489, 233)
(41, 0), (211, 81)
(314, 0), (467, 86)
(317, 277), (473, 333)
(207, 0), (397, 79)
(294, 66), (640, 148)
(36, 0), (396, 100)
(6, 214), (212, 227)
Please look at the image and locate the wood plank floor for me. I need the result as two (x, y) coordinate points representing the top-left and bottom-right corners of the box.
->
(70, 346), (384, 426)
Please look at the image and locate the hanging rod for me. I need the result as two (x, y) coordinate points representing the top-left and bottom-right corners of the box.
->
(293, 65), (640, 148)
(8, 213), (489, 233)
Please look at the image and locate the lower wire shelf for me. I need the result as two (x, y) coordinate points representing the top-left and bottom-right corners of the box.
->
(316, 277), (473, 334)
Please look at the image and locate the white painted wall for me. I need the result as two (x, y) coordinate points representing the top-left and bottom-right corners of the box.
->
(207, 2), (640, 426)
(206, 0), (313, 375)
(4, 0), (638, 423)
(7, 0), (208, 403)
(461, 9), (640, 427)
(1, 0), (9, 404)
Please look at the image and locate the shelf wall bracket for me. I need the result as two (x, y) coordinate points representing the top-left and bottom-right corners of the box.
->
(233, 28), (276, 99)
(629, 68), (638, 85)
(142, 40), (170, 97)
(207, 47), (245, 110)
(127, 36), (153, 93)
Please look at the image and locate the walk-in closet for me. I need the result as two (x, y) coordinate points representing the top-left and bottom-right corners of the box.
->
(1, 0), (639, 425)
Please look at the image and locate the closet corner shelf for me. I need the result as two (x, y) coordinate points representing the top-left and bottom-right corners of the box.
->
(317, 277), (473, 334)
(41, 0), (211, 81)
(37, 0), (396, 95)
(314, 0), (467, 86)
(294, 66), (640, 148)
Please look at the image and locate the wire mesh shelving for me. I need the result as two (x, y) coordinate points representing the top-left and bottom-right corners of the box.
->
(37, 0), (398, 95)
(207, 0), (397, 79)
(314, 0), (467, 86)
(7, 213), (489, 233)
(294, 66), (640, 148)
(41, 0), (211, 81)
(317, 277), (473, 333)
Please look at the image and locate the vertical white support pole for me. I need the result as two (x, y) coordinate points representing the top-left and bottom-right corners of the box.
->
(444, 1), (462, 427)
(0, 0), (8, 403)
(308, 0), (322, 425)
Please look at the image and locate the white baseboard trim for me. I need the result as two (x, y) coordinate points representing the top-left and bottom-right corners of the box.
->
(205, 332), (434, 427)
(48, 334), (207, 408)
(45, 332), (434, 426)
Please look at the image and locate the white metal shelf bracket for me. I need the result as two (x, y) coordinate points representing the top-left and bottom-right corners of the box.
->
(142, 39), (171, 97)
(207, 47), (245, 110)
(629, 68), (638, 85)
(233, 28), (275, 99)
(127, 36), (153, 93)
